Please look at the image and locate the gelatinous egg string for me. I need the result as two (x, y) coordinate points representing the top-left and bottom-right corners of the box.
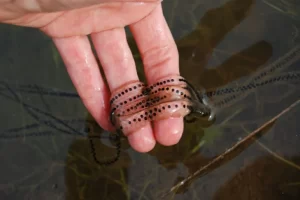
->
(109, 75), (212, 136)
(205, 71), (300, 98)
(0, 82), (80, 98)
(88, 131), (121, 166)
(251, 44), (300, 82)
(206, 44), (300, 98)
(88, 76), (213, 165)
(4, 43), (299, 166)
(0, 81), (119, 166)
(0, 81), (87, 138)
(179, 78), (215, 122)
(200, 45), (300, 113)
(2, 43), (299, 166)
(0, 78), (211, 166)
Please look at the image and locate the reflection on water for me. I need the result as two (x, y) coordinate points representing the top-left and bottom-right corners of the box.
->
(0, 0), (300, 199)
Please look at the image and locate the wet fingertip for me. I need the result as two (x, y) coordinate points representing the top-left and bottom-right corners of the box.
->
(127, 125), (156, 153)
(94, 108), (115, 132)
(100, 120), (115, 132)
(154, 117), (184, 146)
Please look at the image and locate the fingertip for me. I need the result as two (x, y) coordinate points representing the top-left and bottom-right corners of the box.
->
(154, 117), (184, 146)
(98, 116), (115, 132)
(127, 125), (156, 152)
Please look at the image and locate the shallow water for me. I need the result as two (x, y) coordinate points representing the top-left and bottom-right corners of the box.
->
(0, 0), (300, 199)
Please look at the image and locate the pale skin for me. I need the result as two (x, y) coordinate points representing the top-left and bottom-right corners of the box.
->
(1, 0), (183, 152)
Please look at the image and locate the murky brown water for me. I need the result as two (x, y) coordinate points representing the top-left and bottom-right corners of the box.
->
(0, 0), (299, 199)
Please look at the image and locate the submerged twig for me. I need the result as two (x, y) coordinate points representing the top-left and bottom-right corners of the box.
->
(256, 140), (300, 171)
(240, 125), (300, 171)
(160, 99), (300, 198)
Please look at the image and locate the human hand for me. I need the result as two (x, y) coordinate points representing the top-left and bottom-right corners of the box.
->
(1, 0), (183, 153)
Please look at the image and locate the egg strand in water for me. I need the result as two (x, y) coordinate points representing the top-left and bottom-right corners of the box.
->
(109, 75), (212, 136)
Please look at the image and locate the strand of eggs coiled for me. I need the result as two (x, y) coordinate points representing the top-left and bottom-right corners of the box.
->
(109, 75), (212, 136)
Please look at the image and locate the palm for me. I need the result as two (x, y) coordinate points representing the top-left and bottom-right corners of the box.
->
(5, 3), (157, 37)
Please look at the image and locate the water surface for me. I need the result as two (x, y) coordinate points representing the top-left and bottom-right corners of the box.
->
(0, 0), (299, 199)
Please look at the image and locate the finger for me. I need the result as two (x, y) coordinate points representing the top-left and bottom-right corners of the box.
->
(53, 36), (112, 131)
(91, 28), (156, 152)
(130, 4), (184, 146)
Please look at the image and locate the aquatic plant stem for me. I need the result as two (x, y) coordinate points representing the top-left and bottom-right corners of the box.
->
(241, 122), (300, 171)
(160, 99), (300, 198)
(255, 140), (300, 171)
